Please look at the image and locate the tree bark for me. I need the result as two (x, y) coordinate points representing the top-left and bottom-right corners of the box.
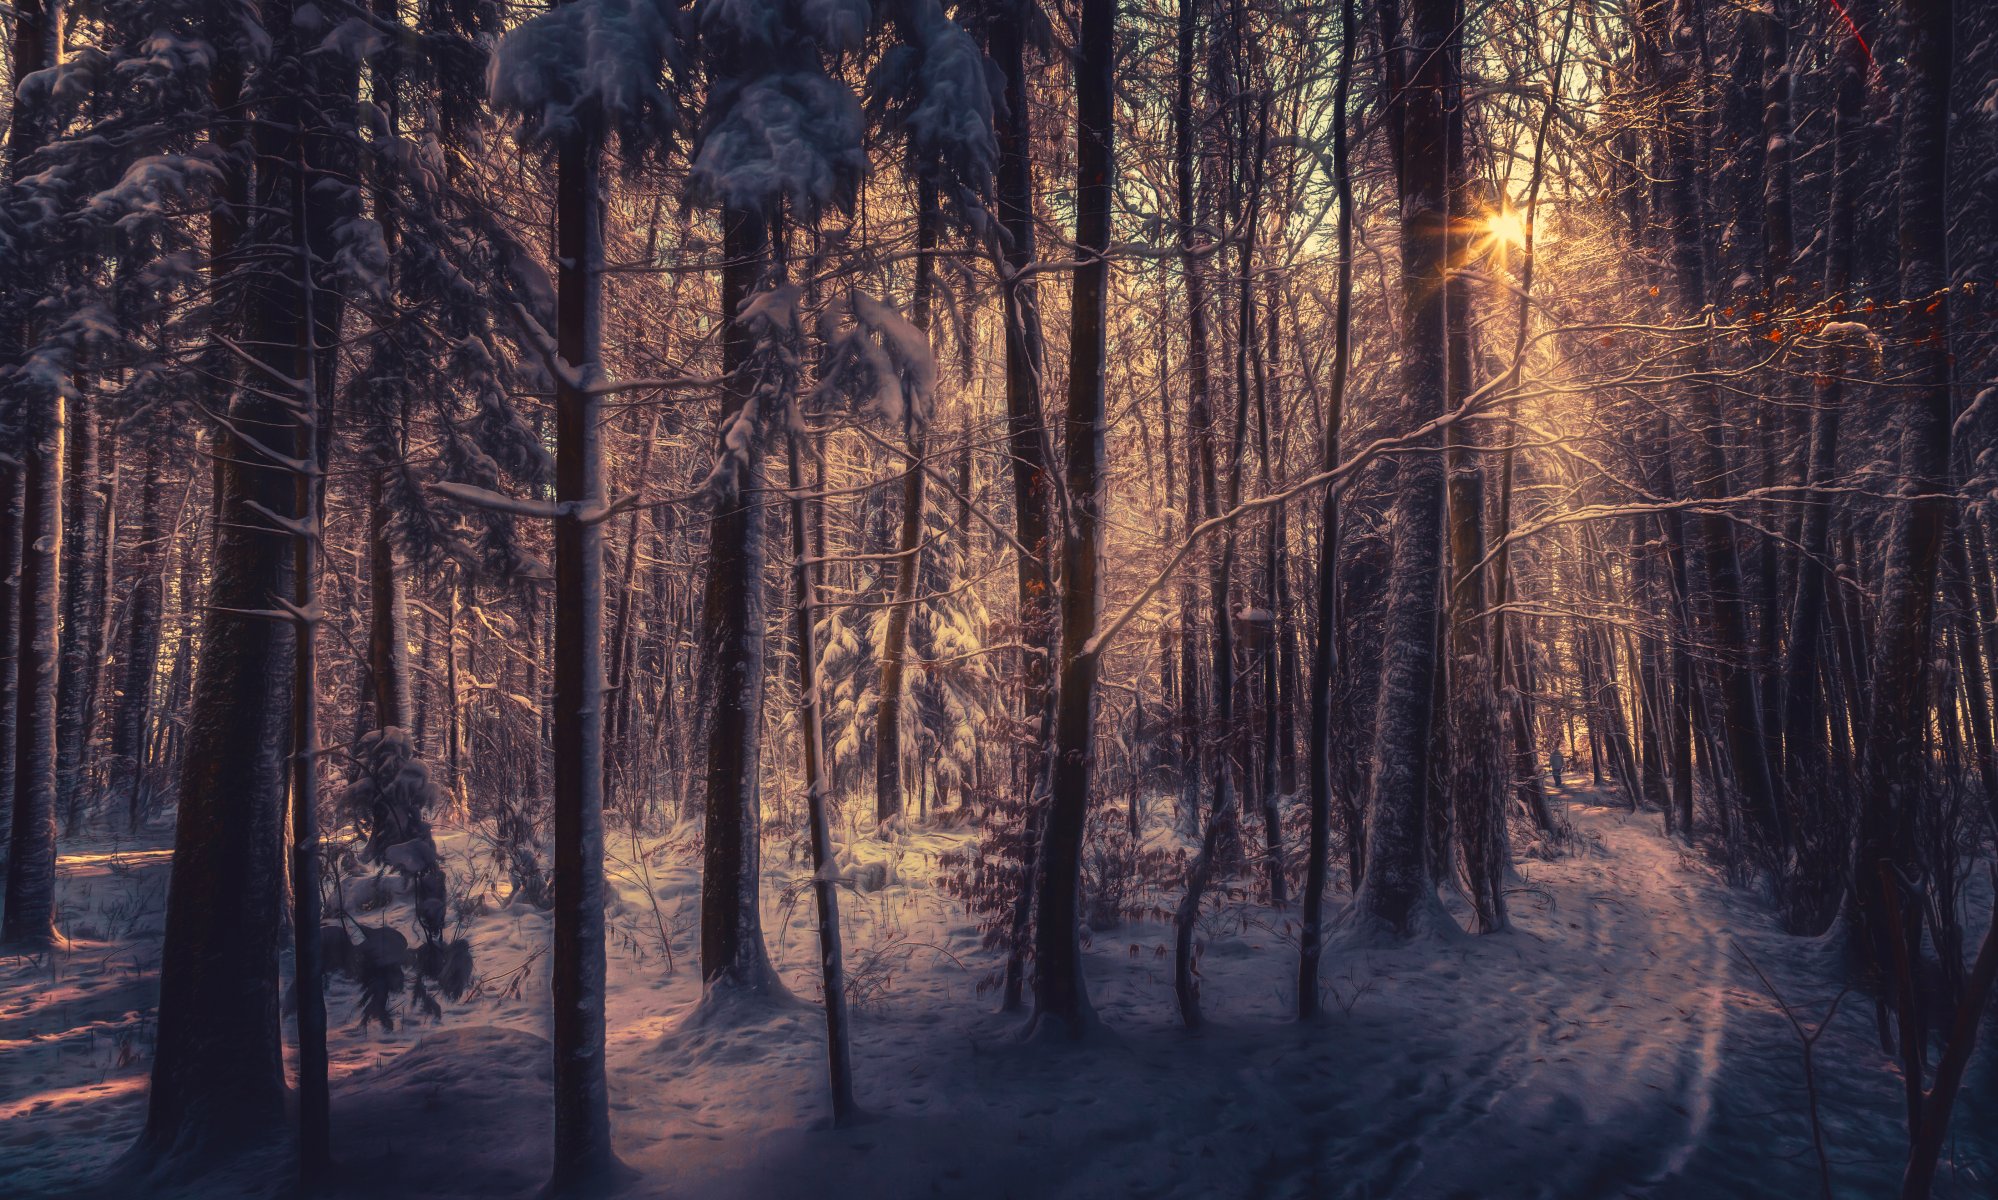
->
(56, 403), (105, 834)
(547, 74), (619, 1189)
(784, 422), (856, 1124)
(1, 0), (61, 950)
(1030, 0), (1113, 1037)
(987, 6), (1056, 1014)
(1350, 0), (1452, 936)
(1299, 0), (1356, 1019)
(698, 207), (785, 999)
(134, 10), (294, 1162)
(874, 179), (939, 834)
(1851, 0), (1954, 1012)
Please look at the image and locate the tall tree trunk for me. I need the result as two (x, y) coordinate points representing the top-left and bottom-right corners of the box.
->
(1441, 0), (1506, 934)
(55, 403), (105, 834)
(874, 179), (938, 834)
(987, 6), (1056, 1014)
(1851, 0), (1954, 1018)
(0, 459), (18, 903)
(1299, 0), (1356, 1019)
(134, 11), (294, 1162)
(1, 0), (61, 950)
(286, 213), (329, 1177)
(1350, 0), (1453, 936)
(113, 410), (169, 827)
(1030, 0), (1112, 1038)
(1641, 0), (1787, 862)
(547, 74), (619, 1189)
(698, 207), (784, 999)
(784, 420), (856, 1124)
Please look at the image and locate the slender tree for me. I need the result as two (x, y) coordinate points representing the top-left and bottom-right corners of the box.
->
(1030, 0), (1114, 1037)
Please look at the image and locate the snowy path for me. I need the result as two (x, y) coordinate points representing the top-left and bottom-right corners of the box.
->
(0, 791), (1984, 1197)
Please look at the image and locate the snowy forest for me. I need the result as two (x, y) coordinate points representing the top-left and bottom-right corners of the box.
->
(1, 0), (1996, 1195)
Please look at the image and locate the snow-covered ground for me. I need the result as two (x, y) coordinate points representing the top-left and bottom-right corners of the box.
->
(1, 787), (1990, 1198)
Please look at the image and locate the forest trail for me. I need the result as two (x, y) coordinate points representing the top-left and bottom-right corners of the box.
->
(0, 791), (1975, 1198)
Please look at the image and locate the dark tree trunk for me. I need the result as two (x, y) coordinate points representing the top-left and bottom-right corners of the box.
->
(1299, 0), (1357, 1020)
(56, 403), (107, 834)
(112, 411), (169, 828)
(783, 422), (856, 1124)
(1030, 0), (1112, 1038)
(1851, 0), (1954, 1012)
(1441, 0), (1507, 933)
(0, 460), (17, 901)
(1, 0), (60, 949)
(3, 387), (60, 949)
(874, 180), (938, 834)
(1350, 0), (1453, 936)
(133, 11), (295, 1162)
(1642, 0), (1786, 862)
(547, 79), (619, 1189)
(985, 6), (1056, 1015)
(698, 207), (784, 999)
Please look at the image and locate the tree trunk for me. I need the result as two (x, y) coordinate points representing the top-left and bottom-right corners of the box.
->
(1851, 0), (1954, 1013)
(1642, 0), (1786, 861)
(112, 410), (169, 828)
(1350, 0), (1452, 937)
(1030, 0), (1112, 1037)
(784, 421), (856, 1124)
(987, 6), (1056, 1014)
(698, 207), (784, 999)
(1441, 0), (1506, 933)
(1299, 0), (1356, 1019)
(547, 81), (619, 1189)
(874, 179), (938, 834)
(1, 0), (61, 949)
(287, 219), (329, 1176)
(134, 11), (293, 1161)
(56, 403), (105, 834)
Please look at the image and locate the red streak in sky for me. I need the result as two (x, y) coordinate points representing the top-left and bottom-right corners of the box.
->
(1824, 0), (1876, 68)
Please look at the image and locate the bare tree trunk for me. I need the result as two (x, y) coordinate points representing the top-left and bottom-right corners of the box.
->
(56, 403), (105, 834)
(1029, 0), (1112, 1038)
(987, 6), (1056, 1014)
(698, 206), (784, 999)
(1852, 0), (1954, 1022)
(1441, 0), (1506, 933)
(1, 0), (61, 949)
(784, 421), (856, 1124)
(547, 77), (619, 1189)
(112, 410), (169, 828)
(134, 11), (293, 1162)
(1350, 0), (1453, 936)
(3, 386), (61, 949)
(286, 216), (329, 1177)
(0, 460), (18, 903)
(874, 179), (938, 835)
(1299, 0), (1357, 1020)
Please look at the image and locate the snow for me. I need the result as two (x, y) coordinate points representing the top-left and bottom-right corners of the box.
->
(688, 71), (868, 216)
(812, 290), (938, 427)
(487, 0), (685, 146)
(1, 790), (1990, 1198)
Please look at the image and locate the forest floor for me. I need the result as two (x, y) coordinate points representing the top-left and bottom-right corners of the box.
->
(0, 785), (1991, 1198)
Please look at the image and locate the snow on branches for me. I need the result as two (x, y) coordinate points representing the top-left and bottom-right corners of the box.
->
(489, 0), (689, 152)
(812, 290), (938, 429)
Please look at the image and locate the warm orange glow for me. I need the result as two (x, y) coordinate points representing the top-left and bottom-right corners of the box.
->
(1483, 207), (1530, 250)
